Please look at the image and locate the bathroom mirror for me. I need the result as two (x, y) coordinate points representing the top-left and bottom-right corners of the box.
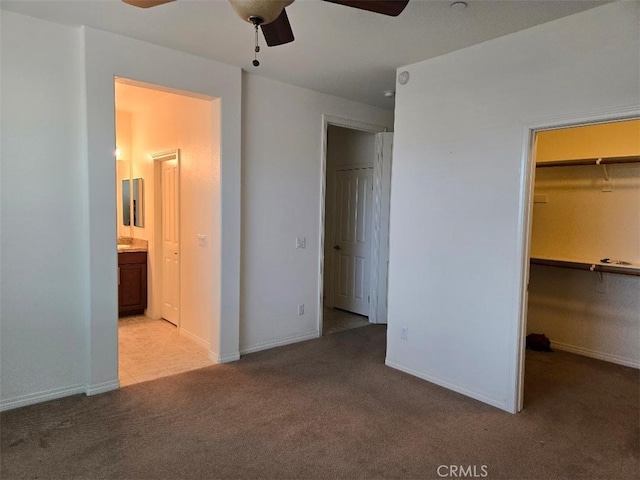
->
(132, 178), (144, 227)
(121, 178), (143, 227)
(122, 179), (131, 226)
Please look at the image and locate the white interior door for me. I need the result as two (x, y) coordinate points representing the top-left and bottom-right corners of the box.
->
(162, 159), (179, 325)
(371, 132), (393, 324)
(333, 167), (373, 316)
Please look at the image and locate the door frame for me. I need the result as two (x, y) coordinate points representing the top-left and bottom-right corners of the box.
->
(514, 106), (640, 412)
(319, 115), (388, 334)
(153, 149), (181, 327)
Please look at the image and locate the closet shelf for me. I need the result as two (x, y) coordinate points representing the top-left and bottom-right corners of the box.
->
(530, 257), (640, 276)
(536, 155), (640, 168)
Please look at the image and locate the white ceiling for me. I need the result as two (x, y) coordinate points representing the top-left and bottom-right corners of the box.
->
(1, 0), (610, 108)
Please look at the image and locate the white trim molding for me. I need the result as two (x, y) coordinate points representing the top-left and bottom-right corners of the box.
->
(514, 105), (640, 412)
(151, 148), (180, 162)
(86, 379), (120, 396)
(0, 384), (86, 412)
(209, 351), (241, 364)
(179, 328), (210, 350)
(240, 331), (320, 356)
(318, 115), (388, 332)
(385, 359), (508, 412)
(550, 341), (639, 369)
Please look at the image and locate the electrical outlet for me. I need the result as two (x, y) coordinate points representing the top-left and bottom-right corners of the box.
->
(297, 304), (305, 315)
(197, 234), (206, 246)
(296, 237), (306, 249)
(400, 327), (408, 340)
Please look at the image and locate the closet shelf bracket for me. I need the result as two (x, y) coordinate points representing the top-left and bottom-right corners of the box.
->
(589, 264), (605, 282)
(595, 158), (610, 181)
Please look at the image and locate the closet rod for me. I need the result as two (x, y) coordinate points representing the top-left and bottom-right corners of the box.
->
(536, 155), (640, 168)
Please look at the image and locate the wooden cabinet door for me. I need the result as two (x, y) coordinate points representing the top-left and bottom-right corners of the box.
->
(118, 252), (148, 315)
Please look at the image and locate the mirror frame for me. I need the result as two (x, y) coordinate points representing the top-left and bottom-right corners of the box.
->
(122, 179), (131, 226)
(132, 177), (144, 227)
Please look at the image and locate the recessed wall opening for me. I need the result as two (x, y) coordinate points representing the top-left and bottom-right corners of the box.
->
(521, 118), (640, 408)
(114, 77), (220, 386)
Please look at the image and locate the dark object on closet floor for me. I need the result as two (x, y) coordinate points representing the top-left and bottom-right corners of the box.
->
(526, 333), (552, 351)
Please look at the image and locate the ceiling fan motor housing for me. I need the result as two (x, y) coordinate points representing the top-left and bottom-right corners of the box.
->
(229, 0), (294, 25)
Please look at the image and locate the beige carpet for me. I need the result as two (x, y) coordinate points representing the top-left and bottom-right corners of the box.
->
(1, 325), (638, 479)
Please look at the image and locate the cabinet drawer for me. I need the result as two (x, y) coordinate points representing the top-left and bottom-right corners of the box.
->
(118, 251), (147, 265)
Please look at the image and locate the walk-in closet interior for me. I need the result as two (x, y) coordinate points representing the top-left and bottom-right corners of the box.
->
(527, 119), (639, 368)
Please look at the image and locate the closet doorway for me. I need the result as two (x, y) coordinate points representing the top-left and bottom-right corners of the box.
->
(521, 118), (640, 407)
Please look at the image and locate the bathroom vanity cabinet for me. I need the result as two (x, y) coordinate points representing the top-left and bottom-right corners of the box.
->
(118, 251), (148, 316)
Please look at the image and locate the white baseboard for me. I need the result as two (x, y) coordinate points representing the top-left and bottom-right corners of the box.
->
(85, 379), (120, 396)
(551, 340), (639, 369)
(385, 359), (511, 413)
(240, 331), (320, 356)
(178, 327), (210, 350)
(0, 383), (86, 412)
(208, 351), (240, 363)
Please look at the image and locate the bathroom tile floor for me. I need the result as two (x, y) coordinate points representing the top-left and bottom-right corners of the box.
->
(118, 315), (215, 387)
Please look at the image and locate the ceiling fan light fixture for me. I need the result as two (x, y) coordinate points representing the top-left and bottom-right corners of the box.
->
(229, 0), (294, 25)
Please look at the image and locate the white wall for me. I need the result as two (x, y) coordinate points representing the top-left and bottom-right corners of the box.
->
(387, 1), (640, 412)
(536, 119), (640, 163)
(115, 111), (132, 239)
(240, 73), (393, 353)
(1, 11), (87, 407)
(528, 266), (639, 367)
(327, 126), (376, 168)
(323, 126), (376, 306)
(0, 9), (392, 409)
(0, 10), (242, 409)
(129, 90), (216, 346)
(82, 25), (242, 387)
(531, 164), (640, 262)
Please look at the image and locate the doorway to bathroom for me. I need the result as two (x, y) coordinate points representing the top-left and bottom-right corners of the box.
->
(114, 77), (219, 386)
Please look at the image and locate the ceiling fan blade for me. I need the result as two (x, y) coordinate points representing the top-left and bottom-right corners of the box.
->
(323, 0), (409, 17)
(122, 0), (175, 8)
(261, 9), (295, 47)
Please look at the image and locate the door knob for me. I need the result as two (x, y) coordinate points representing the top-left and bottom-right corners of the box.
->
(333, 245), (341, 251)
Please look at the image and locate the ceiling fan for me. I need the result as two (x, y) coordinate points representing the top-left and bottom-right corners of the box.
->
(122, 1), (409, 60)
